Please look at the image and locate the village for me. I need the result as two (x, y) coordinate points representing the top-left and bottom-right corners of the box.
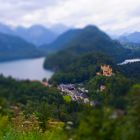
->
(58, 83), (90, 103)
(40, 64), (114, 106)
(56, 64), (113, 106)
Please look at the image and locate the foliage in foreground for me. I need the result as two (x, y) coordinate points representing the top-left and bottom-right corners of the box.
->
(0, 75), (140, 140)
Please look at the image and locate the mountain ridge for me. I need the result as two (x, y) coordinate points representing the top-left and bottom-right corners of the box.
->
(0, 23), (69, 46)
(42, 25), (131, 62)
(0, 32), (43, 61)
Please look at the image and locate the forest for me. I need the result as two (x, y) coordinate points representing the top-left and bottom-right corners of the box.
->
(0, 62), (140, 140)
(44, 52), (116, 84)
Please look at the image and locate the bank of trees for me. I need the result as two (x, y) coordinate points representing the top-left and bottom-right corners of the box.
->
(0, 74), (140, 140)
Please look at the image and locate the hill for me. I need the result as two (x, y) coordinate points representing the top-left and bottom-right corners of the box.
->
(42, 26), (132, 66)
(46, 52), (116, 84)
(0, 33), (42, 61)
(43, 25), (140, 84)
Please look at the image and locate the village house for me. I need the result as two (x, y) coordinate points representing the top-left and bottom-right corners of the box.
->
(100, 85), (106, 92)
(78, 87), (89, 93)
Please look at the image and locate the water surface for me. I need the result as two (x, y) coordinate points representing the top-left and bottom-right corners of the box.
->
(0, 57), (53, 81)
(118, 58), (140, 65)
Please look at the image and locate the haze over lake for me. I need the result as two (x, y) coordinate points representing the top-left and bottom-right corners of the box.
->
(0, 58), (53, 81)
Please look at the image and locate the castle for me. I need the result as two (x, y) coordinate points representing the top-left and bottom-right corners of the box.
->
(101, 65), (113, 76)
(97, 65), (113, 77)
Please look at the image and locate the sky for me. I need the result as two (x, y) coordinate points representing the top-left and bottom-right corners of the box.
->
(0, 0), (140, 35)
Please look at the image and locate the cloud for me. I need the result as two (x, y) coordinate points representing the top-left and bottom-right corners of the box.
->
(0, 0), (140, 34)
(0, 0), (64, 26)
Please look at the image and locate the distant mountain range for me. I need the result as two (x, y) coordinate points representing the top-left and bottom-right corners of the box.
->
(0, 32), (42, 61)
(119, 32), (140, 44)
(0, 23), (140, 63)
(0, 23), (69, 46)
(14, 25), (57, 46)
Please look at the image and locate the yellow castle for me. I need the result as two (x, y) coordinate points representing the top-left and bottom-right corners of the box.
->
(101, 65), (113, 76)
(97, 65), (113, 77)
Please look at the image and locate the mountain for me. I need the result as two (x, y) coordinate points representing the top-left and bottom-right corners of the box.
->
(41, 25), (131, 62)
(40, 28), (81, 53)
(119, 32), (140, 43)
(14, 25), (57, 46)
(0, 23), (14, 35)
(0, 33), (42, 61)
(0, 23), (58, 46)
(50, 24), (70, 35)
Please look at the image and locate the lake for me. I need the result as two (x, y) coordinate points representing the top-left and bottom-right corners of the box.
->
(0, 57), (54, 81)
(118, 58), (140, 65)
